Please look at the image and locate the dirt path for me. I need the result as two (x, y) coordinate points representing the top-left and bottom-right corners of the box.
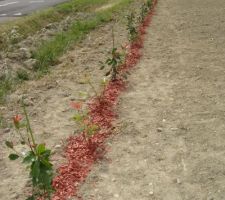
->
(77, 0), (225, 199)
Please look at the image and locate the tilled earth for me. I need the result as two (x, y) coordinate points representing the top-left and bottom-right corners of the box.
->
(77, 0), (225, 199)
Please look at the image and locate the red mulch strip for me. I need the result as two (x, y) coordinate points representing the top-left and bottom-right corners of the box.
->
(52, 2), (157, 199)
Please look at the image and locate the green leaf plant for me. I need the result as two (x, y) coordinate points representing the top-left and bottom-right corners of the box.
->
(100, 26), (124, 81)
(138, 2), (149, 23)
(70, 101), (99, 141)
(5, 98), (53, 200)
(147, 0), (153, 9)
(126, 12), (138, 42)
(139, 0), (153, 23)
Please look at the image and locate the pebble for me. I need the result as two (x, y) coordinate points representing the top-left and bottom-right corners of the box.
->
(54, 144), (62, 149)
(157, 127), (162, 132)
(176, 178), (182, 184)
(113, 194), (119, 198)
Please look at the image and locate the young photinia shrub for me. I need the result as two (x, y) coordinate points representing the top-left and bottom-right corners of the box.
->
(139, 0), (153, 23)
(80, 74), (108, 102)
(100, 27), (123, 81)
(126, 12), (138, 42)
(101, 47), (123, 81)
(139, 3), (149, 23)
(147, 0), (153, 9)
(71, 101), (99, 140)
(5, 99), (53, 200)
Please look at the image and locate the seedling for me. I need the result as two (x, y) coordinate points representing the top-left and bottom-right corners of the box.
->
(71, 101), (99, 141)
(147, 0), (153, 9)
(100, 27), (123, 81)
(126, 12), (138, 42)
(5, 99), (53, 200)
(138, 3), (149, 23)
(85, 74), (99, 98)
(78, 74), (109, 106)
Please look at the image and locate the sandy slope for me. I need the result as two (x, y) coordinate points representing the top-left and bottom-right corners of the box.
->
(78, 0), (225, 199)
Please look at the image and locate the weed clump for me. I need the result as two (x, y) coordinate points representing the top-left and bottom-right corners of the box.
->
(17, 69), (29, 81)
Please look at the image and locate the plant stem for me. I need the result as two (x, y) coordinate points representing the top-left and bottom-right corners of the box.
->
(87, 79), (99, 98)
(28, 137), (35, 154)
(112, 25), (115, 49)
(22, 99), (36, 148)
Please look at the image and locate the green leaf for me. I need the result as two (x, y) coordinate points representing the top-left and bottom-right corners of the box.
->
(31, 160), (40, 179)
(73, 113), (83, 122)
(107, 60), (113, 66)
(78, 91), (88, 98)
(39, 165), (53, 189)
(20, 140), (26, 145)
(5, 141), (14, 149)
(105, 71), (111, 77)
(105, 58), (112, 64)
(37, 143), (46, 155)
(40, 158), (52, 169)
(42, 149), (51, 158)
(112, 59), (117, 66)
(23, 151), (35, 163)
(19, 122), (27, 128)
(9, 154), (19, 160)
(100, 65), (105, 70)
(112, 48), (117, 54)
(87, 124), (99, 136)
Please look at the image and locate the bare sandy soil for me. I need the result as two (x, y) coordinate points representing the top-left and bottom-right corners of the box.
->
(77, 0), (225, 199)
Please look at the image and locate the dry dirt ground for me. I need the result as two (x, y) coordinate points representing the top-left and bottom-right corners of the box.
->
(77, 0), (225, 199)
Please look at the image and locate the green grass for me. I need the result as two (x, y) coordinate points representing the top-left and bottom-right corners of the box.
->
(33, 0), (134, 73)
(0, 0), (110, 51)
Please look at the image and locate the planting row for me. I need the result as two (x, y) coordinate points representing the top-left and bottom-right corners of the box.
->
(5, 1), (156, 199)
